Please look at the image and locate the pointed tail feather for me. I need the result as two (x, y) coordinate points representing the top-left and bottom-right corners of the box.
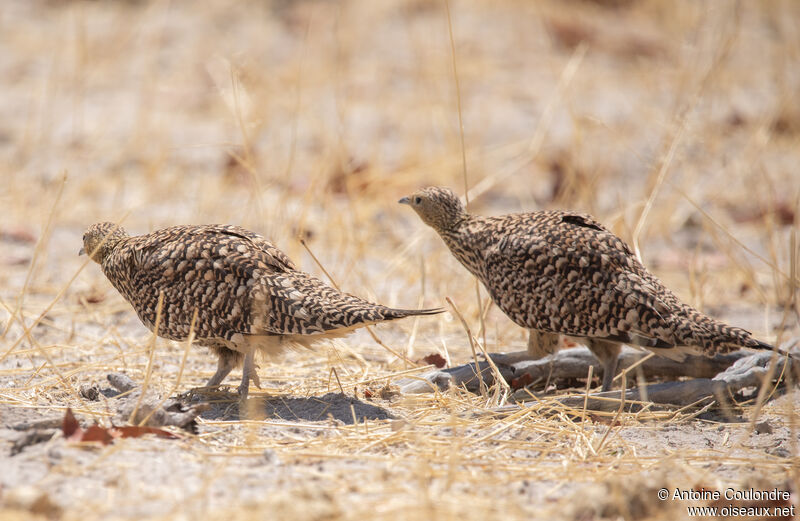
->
(749, 338), (800, 362)
(260, 271), (444, 335)
(753, 339), (774, 351)
(379, 307), (446, 320)
(281, 305), (444, 341)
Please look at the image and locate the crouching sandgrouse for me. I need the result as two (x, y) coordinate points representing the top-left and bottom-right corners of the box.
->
(399, 186), (774, 392)
(81, 223), (442, 399)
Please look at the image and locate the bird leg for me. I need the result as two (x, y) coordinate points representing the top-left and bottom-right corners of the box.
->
(586, 339), (622, 392)
(238, 348), (261, 400)
(527, 330), (560, 359)
(205, 350), (239, 388)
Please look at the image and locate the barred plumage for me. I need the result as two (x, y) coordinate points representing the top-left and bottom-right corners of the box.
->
(81, 222), (442, 398)
(400, 187), (773, 391)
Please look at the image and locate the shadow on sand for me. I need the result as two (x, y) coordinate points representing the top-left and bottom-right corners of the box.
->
(198, 391), (394, 423)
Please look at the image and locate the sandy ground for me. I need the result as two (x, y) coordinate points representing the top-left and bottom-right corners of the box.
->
(1, 0), (799, 519)
(1, 389), (798, 520)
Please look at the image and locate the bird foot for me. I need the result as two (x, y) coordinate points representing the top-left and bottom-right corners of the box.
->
(237, 381), (250, 400)
(179, 385), (236, 403)
(250, 371), (262, 390)
(238, 367), (261, 399)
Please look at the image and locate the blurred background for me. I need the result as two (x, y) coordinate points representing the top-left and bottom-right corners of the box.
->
(1, 1), (799, 519)
(1, 0), (798, 369)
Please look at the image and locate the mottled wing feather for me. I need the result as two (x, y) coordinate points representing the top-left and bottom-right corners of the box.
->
(187, 224), (297, 271)
(441, 207), (770, 355)
(103, 225), (294, 343)
(548, 213), (763, 353)
(481, 212), (678, 347)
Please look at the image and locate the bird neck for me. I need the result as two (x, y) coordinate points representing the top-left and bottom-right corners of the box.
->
(96, 235), (127, 265)
(434, 211), (471, 235)
(437, 214), (489, 279)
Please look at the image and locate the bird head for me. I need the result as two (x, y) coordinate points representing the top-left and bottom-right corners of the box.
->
(80, 222), (128, 263)
(398, 186), (467, 231)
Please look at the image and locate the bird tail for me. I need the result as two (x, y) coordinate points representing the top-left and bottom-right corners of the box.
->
(750, 339), (800, 362)
(752, 339), (774, 351)
(279, 305), (444, 344)
(312, 303), (444, 332)
(256, 271), (444, 337)
(376, 306), (445, 320)
(674, 304), (783, 357)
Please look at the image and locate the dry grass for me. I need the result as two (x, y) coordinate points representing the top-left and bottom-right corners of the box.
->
(1, 0), (799, 519)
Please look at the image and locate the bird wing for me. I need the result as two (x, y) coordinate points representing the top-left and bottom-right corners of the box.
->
(126, 225), (296, 273)
(184, 224), (297, 271)
(109, 225), (297, 342)
(482, 211), (678, 347)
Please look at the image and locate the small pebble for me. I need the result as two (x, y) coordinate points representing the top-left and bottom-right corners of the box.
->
(767, 446), (791, 458)
(754, 421), (773, 435)
(80, 384), (100, 401)
(262, 449), (281, 465)
(107, 372), (138, 392)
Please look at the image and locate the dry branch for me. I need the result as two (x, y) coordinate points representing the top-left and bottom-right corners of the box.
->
(108, 373), (209, 431)
(398, 346), (799, 412)
(510, 346), (749, 381)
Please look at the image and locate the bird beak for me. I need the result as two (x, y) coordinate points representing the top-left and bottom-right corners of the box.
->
(398, 196), (410, 205)
(79, 247), (85, 256)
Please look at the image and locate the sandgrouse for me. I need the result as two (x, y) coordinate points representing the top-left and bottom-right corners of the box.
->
(400, 186), (774, 392)
(81, 222), (442, 399)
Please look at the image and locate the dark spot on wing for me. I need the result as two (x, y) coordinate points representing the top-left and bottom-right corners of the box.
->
(561, 214), (603, 231)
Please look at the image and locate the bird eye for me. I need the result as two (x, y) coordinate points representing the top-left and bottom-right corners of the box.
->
(414, 196), (422, 204)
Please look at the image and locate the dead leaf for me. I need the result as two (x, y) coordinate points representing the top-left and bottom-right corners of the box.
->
(61, 408), (179, 446)
(327, 156), (370, 195)
(84, 293), (106, 304)
(420, 353), (447, 368)
(588, 414), (621, 426)
(0, 228), (36, 244)
(1, 256), (31, 266)
(511, 373), (534, 390)
(61, 408), (80, 438)
(79, 425), (114, 445)
(545, 17), (595, 49)
(728, 201), (796, 226)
